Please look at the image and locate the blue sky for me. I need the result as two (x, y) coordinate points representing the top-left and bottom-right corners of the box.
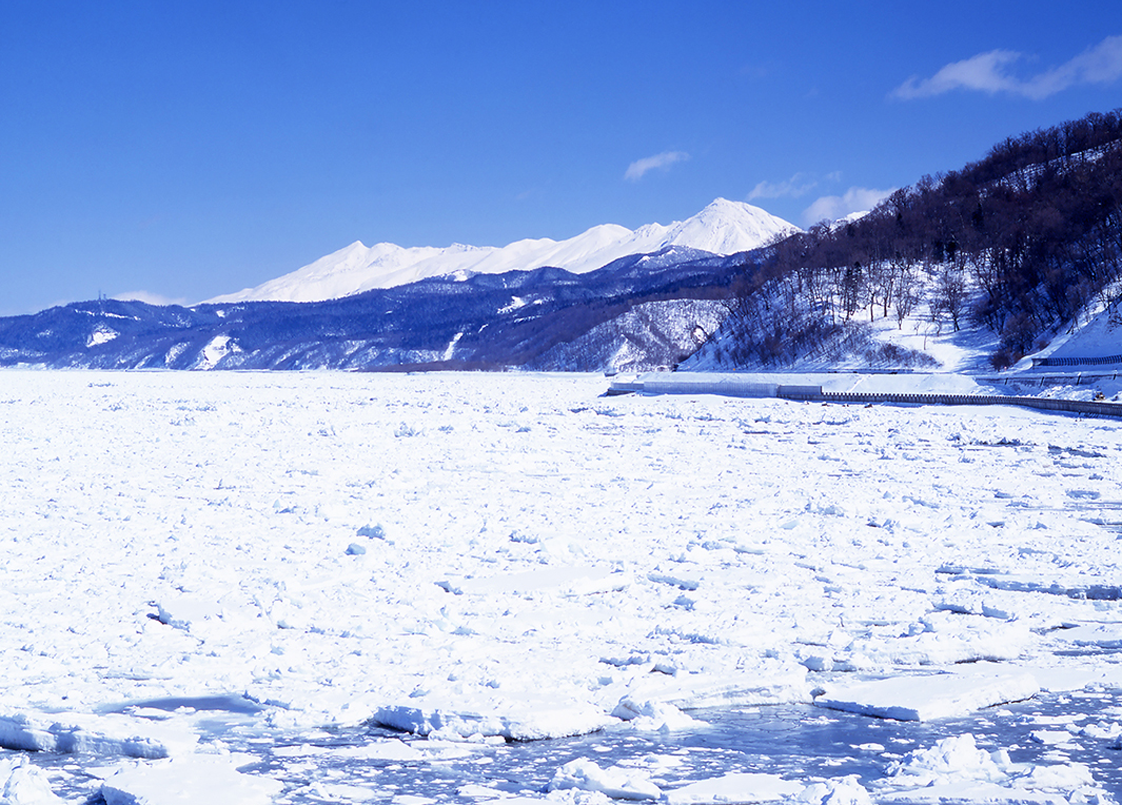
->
(3, 1), (1122, 315)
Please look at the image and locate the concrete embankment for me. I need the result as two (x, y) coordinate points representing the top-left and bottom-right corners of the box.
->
(608, 372), (1122, 419)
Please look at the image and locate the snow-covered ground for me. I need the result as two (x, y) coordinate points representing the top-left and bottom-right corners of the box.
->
(1, 369), (1120, 803)
(1035, 297), (1122, 362)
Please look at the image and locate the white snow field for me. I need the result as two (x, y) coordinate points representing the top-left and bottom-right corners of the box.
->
(1, 369), (1120, 803)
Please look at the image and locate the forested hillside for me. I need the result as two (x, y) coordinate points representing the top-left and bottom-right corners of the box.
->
(0, 248), (747, 371)
(714, 109), (1122, 369)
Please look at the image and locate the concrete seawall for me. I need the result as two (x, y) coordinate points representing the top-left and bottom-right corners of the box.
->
(607, 373), (1122, 420)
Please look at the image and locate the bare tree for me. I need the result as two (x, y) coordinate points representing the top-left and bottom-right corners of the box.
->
(936, 267), (967, 331)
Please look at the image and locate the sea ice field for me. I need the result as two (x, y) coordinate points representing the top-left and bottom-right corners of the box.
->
(1, 369), (1120, 804)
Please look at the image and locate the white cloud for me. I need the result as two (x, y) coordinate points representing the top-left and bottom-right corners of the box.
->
(893, 35), (1122, 100)
(747, 172), (817, 200)
(802, 187), (895, 226)
(112, 290), (189, 307)
(1028, 35), (1122, 98)
(894, 50), (1022, 99)
(624, 151), (689, 181)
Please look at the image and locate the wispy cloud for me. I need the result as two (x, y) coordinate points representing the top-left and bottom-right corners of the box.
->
(624, 151), (689, 181)
(748, 173), (818, 201)
(894, 50), (1022, 99)
(802, 187), (895, 226)
(893, 35), (1122, 100)
(112, 290), (189, 307)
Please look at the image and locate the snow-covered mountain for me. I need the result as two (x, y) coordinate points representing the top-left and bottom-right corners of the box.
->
(206, 198), (798, 304)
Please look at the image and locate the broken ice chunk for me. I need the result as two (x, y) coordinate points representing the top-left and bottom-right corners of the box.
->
(815, 669), (1039, 720)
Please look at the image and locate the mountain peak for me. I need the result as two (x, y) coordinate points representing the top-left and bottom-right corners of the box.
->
(703, 196), (738, 208)
(659, 199), (800, 255)
(205, 201), (799, 305)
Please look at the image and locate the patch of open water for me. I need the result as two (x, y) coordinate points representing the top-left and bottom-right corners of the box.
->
(13, 689), (1118, 803)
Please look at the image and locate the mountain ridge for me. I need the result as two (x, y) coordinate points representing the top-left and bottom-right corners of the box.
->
(0, 248), (751, 372)
(206, 198), (797, 304)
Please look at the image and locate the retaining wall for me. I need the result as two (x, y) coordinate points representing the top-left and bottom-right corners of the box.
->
(607, 376), (1122, 419)
(640, 379), (779, 398)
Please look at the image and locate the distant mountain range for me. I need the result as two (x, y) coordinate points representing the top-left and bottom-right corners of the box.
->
(0, 198), (797, 372)
(0, 248), (755, 372)
(207, 198), (797, 304)
(9, 111), (1113, 375)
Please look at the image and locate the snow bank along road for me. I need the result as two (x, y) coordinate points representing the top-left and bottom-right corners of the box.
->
(0, 370), (1120, 803)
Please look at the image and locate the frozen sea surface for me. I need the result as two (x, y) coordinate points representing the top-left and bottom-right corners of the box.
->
(0, 370), (1120, 803)
(7, 691), (1121, 802)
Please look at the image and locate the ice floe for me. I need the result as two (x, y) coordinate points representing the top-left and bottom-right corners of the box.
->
(662, 772), (804, 804)
(0, 757), (66, 805)
(815, 667), (1040, 720)
(96, 753), (282, 805)
(1, 369), (1121, 800)
(371, 694), (615, 741)
(875, 733), (1109, 804)
(0, 710), (186, 758)
(549, 758), (662, 800)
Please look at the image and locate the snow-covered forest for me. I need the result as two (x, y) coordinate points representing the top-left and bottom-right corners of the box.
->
(708, 109), (1122, 371)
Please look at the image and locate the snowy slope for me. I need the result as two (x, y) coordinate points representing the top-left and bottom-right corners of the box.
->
(206, 199), (798, 304)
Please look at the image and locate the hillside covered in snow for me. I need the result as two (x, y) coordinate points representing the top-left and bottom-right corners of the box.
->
(206, 198), (797, 304)
(0, 249), (751, 372)
(694, 108), (1122, 373)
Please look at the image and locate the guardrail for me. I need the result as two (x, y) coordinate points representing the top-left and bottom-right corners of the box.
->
(814, 391), (1122, 419)
(985, 371), (1121, 386)
(1032, 355), (1122, 367)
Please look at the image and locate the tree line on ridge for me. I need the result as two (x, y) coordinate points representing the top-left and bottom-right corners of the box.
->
(716, 109), (1122, 369)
